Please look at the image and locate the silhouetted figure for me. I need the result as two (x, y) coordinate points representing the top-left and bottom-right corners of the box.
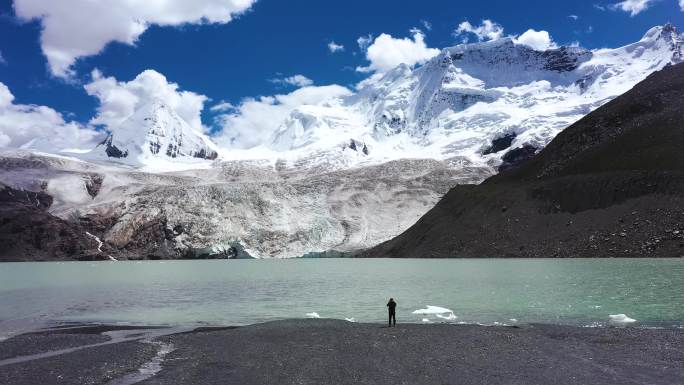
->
(387, 298), (397, 326)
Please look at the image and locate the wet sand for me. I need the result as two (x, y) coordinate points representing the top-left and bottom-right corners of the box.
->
(1, 320), (683, 385)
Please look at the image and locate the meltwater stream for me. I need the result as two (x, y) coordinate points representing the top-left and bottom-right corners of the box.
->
(1, 259), (683, 338)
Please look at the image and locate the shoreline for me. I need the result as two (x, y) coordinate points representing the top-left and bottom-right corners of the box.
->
(2, 255), (684, 263)
(1, 320), (683, 385)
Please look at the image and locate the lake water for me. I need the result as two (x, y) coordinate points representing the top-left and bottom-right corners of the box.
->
(1, 259), (683, 338)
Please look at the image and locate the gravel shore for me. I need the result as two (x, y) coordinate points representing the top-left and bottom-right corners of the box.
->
(1, 320), (683, 385)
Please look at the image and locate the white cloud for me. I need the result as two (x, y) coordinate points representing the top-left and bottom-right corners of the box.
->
(13, 0), (257, 78)
(680, 0), (684, 10)
(270, 74), (314, 87)
(609, 0), (654, 16)
(568, 14), (579, 20)
(356, 29), (440, 73)
(213, 85), (352, 149)
(210, 101), (235, 113)
(421, 20), (433, 31)
(515, 29), (558, 51)
(328, 41), (345, 53)
(0, 82), (101, 150)
(0, 51), (5, 65)
(453, 21), (556, 51)
(454, 19), (505, 42)
(84, 69), (208, 133)
(357, 34), (374, 50)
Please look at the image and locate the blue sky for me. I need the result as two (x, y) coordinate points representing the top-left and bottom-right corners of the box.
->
(0, 0), (682, 147)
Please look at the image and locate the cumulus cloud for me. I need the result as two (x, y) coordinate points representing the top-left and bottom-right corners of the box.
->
(84, 69), (208, 133)
(270, 74), (314, 87)
(568, 14), (579, 20)
(356, 29), (440, 73)
(0, 82), (101, 150)
(515, 29), (558, 50)
(213, 85), (352, 149)
(453, 20), (556, 51)
(454, 19), (505, 42)
(609, 0), (654, 16)
(328, 41), (345, 53)
(13, 0), (257, 78)
(680, 0), (684, 10)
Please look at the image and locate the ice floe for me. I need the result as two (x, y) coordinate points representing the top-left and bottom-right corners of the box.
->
(609, 314), (637, 326)
(413, 305), (457, 322)
(412, 306), (454, 315)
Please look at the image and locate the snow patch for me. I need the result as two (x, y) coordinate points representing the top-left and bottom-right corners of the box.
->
(85, 232), (103, 252)
(305, 312), (321, 319)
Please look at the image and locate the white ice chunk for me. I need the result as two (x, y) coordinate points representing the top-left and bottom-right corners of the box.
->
(609, 314), (637, 325)
(344, 317), (356, 322)
(413, 305), (457, 322)
(412, 305), (454, 315)
(436, 312), (458, 321)
(305, 312), (321, 319)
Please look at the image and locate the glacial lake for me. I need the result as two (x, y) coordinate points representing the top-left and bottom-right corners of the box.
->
(1, 259), (683, 338)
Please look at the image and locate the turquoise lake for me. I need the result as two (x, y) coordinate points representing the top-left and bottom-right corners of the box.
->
(1, 259), (683, 338)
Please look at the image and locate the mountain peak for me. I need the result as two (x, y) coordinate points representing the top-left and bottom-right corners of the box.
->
(642, 23), (681, 42)
(87, 101), (219, 167)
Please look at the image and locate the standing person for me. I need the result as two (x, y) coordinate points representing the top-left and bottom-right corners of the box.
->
(387, 298), (397, 327)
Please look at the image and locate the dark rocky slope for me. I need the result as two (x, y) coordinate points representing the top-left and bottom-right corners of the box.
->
(0, 181), (240, 261)
(0, 183), (121, 261)
(366, 63), (684, 258)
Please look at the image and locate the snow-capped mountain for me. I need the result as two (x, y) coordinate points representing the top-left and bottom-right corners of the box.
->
(255, 23), (684, 171)
(2, 25), (683, 260)
(86, 100), (219, 168)
(77, 24), (683, 174)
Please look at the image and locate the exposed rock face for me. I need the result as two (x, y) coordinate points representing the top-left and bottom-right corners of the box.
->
(498, 145), (538, 172)
(83, 174), (104, 198)
(0, 184), (95, 261)
(482, 133), (516, 155)
(97, 135), (128, 159)
(365, 63), (684, 258)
